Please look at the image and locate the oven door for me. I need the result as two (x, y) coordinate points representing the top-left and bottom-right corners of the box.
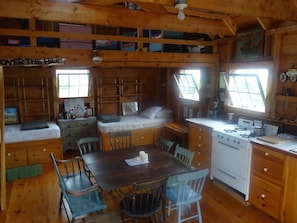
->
(211, 135), (252, 199)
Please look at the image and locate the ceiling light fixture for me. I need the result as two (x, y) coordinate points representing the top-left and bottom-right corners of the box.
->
(175, 0), (188, 21)
(92, 50), (103, 63)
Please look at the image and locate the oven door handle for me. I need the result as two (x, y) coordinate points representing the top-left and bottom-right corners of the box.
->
(217, 141), (240, 150)
(217, 168), (237, 180)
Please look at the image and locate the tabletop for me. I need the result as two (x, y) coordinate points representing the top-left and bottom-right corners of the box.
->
(82, 144), (194, 191)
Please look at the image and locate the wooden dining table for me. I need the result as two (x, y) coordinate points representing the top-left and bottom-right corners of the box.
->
(82, 144), (195, 191)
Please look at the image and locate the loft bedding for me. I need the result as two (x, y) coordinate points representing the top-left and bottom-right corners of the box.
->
(5, 121), (61, 144)
(97, 107), (173, 133)
(97, 115), (172, 133)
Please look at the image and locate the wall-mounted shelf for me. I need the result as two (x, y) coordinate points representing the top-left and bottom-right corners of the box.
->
(275, 95), (297, 102)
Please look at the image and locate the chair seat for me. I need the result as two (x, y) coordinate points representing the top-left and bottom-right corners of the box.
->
(63, 173), (93, 191)
(69, 191), (106, 218)
(166, 185), (201, 206)
(120, 193), (162, 218)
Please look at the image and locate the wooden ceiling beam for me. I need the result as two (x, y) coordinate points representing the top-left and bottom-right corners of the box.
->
(187, 0), (297, 21)
(0, 46), (218, 68)
(0, 0), (233, 36)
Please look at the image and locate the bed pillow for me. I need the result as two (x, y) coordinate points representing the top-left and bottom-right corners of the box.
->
(140, 106), (162, 119)
(20, 121), (49, 131)
(98, 114), (121, 123)
(156, 108), (173, 118)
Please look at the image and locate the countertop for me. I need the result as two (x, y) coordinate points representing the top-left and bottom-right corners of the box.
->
(186, 118), (234, 129)
(251, 137), (297, 156)
(186, 118), (297, 156)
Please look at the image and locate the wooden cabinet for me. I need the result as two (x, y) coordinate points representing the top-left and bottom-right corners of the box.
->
(5, 138), (62, 169)
(249, 143), (297, 222)
(188, 122), (212, 169)
(250, 144), (285, 220)
(58, 117), (97, 153)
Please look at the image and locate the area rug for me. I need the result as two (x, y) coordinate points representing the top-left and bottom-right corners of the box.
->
(6, 164), (42, 181)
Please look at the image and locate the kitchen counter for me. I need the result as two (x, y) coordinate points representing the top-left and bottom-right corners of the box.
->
(251, 137), (297, 156)
(186, 118), (234, 130)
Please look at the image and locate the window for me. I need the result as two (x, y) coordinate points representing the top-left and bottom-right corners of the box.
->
(174, 69), (201, 101)
(224, 68), (268, 112)
(56, 69), (90, 98)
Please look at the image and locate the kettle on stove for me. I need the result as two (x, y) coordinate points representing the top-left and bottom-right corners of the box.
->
(252, 120), (265, 136)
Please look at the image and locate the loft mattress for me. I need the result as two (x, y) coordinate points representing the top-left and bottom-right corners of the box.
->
(5, 122), (61, 144)
(97, 115), (172, 133)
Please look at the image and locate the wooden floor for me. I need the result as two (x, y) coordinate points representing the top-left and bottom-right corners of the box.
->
(0, 157), (280, 223)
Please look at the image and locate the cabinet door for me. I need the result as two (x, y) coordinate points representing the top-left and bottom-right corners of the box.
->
(6, 146), (28, 168)
(250, 175), (282, 220)
(28, 139), (62, 165)
(132, 128), (154, 146)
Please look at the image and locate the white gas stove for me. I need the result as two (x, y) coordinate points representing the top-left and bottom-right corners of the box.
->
(211, 118), (279, 201)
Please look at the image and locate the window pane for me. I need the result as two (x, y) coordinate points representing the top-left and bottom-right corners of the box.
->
(174, 69), (200, 101)
(225, 68), (268, 112)
(56, 69), (90, 98)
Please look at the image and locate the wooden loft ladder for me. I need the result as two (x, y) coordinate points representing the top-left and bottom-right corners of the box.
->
(0, 66), (6, 211)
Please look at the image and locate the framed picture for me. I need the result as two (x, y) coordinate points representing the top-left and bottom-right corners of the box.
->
(235, 28), (264, 61)
(4, 107), (19, 125)
(122, 101), (138, 116)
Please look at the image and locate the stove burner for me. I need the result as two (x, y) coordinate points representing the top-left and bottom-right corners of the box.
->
(235, 127), (247, 131)
(223, 127), (247, 133)
(239, 133), (255, 138)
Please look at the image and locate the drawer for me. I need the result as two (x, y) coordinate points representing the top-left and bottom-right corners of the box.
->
(132, 129), (154, 146)
(252, 146), (285, 186)
(28, 141), (62, 165)
(58, 118), (96, 129)
(189, 139), (211, 150)
(192, 150), (210, 169)
(250, 175), (282, 220)
(6, 147), (28, 168)
(189, 123), (211, 138)
(61, 126), (96, 137)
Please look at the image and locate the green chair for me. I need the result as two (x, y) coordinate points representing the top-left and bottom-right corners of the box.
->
(166, 144), (195, 188)
(77, 136), (102, 155)
(157, 136), (175, 153)
(166, 169), (209, 223)
(50, 152), (106, 223)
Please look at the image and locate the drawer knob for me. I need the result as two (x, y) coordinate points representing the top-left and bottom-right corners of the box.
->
(7, 153), (11, 157)
(43, 148), (47, 152)
(199, 128), (202, 132)
(141, 136), (144, 140)
(198, 151), (201, 155)
(197, 144), (202, 148)
(197, 162), (201, 166)
(198, 136), (202, 139)
(261, 193), (265, 199)
(263, 167), (268, 172)
(265, 152), (269, 156)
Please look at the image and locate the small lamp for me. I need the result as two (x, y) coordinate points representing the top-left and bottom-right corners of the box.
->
(92, 50), (103, 63)
(175, 0), (188, 21)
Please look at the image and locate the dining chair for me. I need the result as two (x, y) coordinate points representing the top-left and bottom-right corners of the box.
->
(77, 136), (102, 179)
(166, 144), (195, 188)
(119, 177), (168, 223)
(109, 130), (133, 150)
(166, 169), (209, 223)
(77, 136), (102, 154)
(50, 152), (106, 223)
(157, 136), (175, 153)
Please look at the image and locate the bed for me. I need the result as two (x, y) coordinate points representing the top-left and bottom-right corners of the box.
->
(97, 106), (173, 150)
(5, 121), (63, 169)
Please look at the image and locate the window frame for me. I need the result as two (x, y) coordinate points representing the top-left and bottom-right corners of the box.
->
(223, 62), (274, 117)
(56, 69), (90, 99)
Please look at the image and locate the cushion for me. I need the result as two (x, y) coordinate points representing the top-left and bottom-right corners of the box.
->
(20, 121), (49, 131)
(140, 106), (162, 119)
(156, 108), (173, 118)
(98, 114), (121, 123)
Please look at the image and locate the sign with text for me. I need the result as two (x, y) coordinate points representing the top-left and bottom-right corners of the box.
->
(0, 58), (66, 67)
